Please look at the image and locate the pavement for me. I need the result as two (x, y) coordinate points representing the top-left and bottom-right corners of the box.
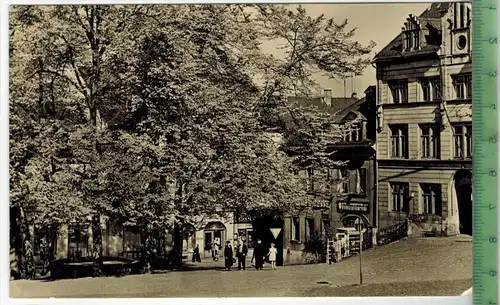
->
(10, 236), (472, 298)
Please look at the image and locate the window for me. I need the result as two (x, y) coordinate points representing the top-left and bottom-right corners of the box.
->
(306, 218), (315, 240)
(390, 125), (408, 158)
(321, 218), (329, 236)
(292, 217), (300, 241)
(454, 3), (471, 29)
(33, 228), (51, 260)
(68, 223), (89, 259)
(340, 169), (349, 193)
(339, 168), (367, 194)
(246, 229), (255, 248)
(358, 168), (367, 194)
(420, 184), (442, 215)
(420, 125), (441, 159)
(457, 35), (467, 50)
(405, 32), (411, 51)
(390, 182), (409, 212)
(420, 78), (441, 102)
(389, 81), (408, 103)
(344, 122), (363, 142)
(453, 124), (472, 158)
(403, 15), (420, 51)
(413, 31), (420, 49)
(453, 74), (472, 99)
(422, 80), (431, 102)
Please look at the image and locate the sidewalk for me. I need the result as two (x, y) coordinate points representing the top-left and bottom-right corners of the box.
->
(182, 256), (256, 271)
(10, 236), (472, 298)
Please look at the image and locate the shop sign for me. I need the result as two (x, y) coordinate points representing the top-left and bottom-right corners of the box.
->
(338, 201), (369, 213)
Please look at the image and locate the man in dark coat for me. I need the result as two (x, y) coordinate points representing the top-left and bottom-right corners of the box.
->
(252, 239), (265, 270)
(236, 240), (249, 270)
(224, 241), (233, 271)
(192, 244), (201, 262)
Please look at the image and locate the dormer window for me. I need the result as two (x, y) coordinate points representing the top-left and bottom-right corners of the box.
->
(343, 121), (363, 142)
(454, 3), (471, 29)
(341, 112), (366, 142)
(403, 14), (420, 51)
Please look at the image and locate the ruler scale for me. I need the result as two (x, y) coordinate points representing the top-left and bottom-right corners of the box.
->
(473, 0), (499, 304)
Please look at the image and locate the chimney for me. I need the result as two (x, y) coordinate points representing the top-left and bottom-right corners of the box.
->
(351, 92), (358, 99)
(324, 88), (332, 106)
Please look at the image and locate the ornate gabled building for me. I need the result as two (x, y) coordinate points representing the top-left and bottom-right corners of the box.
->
(328, 86), (377, 231)
(373, 2), (472, 237)
(284, 86), (377, 259)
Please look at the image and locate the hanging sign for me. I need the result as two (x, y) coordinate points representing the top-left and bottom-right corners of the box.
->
(270, 228), (282, 239)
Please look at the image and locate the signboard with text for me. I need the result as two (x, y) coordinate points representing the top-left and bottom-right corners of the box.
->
(337, 201), (369, 213)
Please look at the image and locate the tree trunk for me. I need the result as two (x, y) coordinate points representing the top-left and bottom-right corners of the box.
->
(15, 204), (36, 279)
(142, 224), (154, 273)
(90, 106), (97, 128)
(10, 206), (23, 279)
(91, 214), (103, 277)
(173, 222), (183, 269)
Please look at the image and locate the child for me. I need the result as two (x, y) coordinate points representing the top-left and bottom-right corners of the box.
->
(267, 243), (278, 270)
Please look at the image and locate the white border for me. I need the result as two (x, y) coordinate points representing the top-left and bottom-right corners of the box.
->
(0, 1), (474, 305)
(4, 297), (475, 305)
(2, 0), (450, 3)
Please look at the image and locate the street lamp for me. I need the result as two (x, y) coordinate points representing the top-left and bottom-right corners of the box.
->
(354, 217), (363, 285)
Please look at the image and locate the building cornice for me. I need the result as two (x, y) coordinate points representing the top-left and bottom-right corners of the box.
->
(378, 159), (472, 170)
(378, 99), (472, 109)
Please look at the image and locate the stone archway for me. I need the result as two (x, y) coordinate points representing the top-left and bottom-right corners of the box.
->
(454, 170), (472, 236)
(339, 213), (371, 229)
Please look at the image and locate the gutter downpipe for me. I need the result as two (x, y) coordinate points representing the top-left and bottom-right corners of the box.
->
(373, 59), (380, 235)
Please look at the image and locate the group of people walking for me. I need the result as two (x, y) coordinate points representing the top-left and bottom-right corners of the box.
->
(223, 239), (277, 271)
(192, 239), (278, 271)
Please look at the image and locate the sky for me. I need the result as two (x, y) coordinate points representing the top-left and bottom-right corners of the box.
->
(262, 3), (431, 98)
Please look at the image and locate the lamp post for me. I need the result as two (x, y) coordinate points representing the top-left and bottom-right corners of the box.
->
(355, 217), (363, 285)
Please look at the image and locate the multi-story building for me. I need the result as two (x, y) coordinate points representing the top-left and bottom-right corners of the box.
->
(282, 86), (377, 263)
(328, 86), (377, 232)
(373, 2), (472, 236)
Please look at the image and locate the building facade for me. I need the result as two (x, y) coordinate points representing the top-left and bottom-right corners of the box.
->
(282, 87), (377, 263)
(329, 86), (377, 232)
(373, 2), (472, 236)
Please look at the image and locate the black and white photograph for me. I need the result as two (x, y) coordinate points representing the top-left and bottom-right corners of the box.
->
(8, 2), (473, 298)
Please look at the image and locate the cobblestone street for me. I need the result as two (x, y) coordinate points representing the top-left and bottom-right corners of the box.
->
(10, 236), (472, 298)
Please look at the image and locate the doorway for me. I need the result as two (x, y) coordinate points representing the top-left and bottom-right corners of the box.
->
(182, 223), (196, 254)
(251, 211), (284, 266)
(203, 222), (226, 258)
(454, 170), (472, 236)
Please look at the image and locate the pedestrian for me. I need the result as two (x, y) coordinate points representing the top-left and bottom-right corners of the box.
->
(267, 243), (277, 270)
(224, 241), (234, 271)
(192, 244), (201, 262)
(237, 239), (249, 270)
(212, 242), (219, 261)
(251, 239), (265, 270)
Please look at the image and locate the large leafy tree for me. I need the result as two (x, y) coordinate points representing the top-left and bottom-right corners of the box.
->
(9, 4), (374, 277)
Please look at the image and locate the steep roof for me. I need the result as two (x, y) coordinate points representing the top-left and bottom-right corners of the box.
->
(335, 96), (367, 118)
(419, 2), (452, 18)
(287, 96), (334, 114)
(287, 96), (359, 117)
(373, 2), (451, 62)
